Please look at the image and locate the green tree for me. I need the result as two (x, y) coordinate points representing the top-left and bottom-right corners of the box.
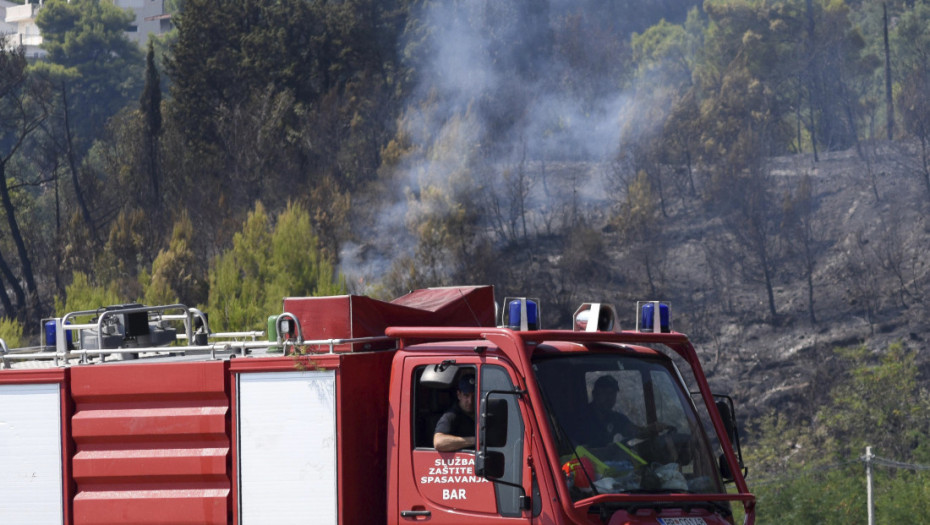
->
(165, 0), (247, 152)
(801, 0), (871, 153)
(268, 202), (344, 301)
(630, 13), (701, 203)
(206, 202), (343, 331)
(752, 465), (864, 524)
(144, 213), (204, 307)
(93, 208), (158, 302)
(32, 0), (143, 238)
(699, 0), (870, 157)
(207, 203), (272, 331)
(140, 39), (162, 202)
(54, 271), (125, 316)
(819, 343), (930, 461)
(747, 341), (930, 524)
(33, 0), (143, 154)
(164, 0), (406, 250)
(632, 17), (694, 91)
(0, 316), (25, 350)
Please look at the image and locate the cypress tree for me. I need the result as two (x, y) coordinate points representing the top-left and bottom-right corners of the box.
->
(140, 39), (162, 200)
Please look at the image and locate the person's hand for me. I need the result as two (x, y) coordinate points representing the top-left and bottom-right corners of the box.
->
(639, 422), (674, 438)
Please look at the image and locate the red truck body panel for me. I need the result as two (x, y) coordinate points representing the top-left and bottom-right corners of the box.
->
(70, 361), (230, 525)
(228, 351), (394, 525)
(283, 285), (495, 351)
(0, 354), (396, 525)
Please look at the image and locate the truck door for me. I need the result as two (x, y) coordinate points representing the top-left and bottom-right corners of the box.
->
(396, 356), (533, 523)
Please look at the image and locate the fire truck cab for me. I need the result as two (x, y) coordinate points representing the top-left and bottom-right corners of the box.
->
(0, 286), (754, 525)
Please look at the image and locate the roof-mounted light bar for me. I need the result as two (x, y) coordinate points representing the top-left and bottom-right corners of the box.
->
(572, 303), (618, 332)
(636, 301), (671, 333)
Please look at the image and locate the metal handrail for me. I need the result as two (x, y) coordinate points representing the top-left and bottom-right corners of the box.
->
(294, 335), (396, 354)
(1, 304), (402, 368)
(61, 303), (193, 354)
(0, 336), (399, 367)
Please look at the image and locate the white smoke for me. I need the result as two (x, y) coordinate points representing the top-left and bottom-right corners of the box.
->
(341, 0), (656, 290)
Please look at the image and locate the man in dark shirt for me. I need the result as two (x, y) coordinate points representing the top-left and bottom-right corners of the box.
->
(433, 374), (476, 452)
(584, 375), (639, 447)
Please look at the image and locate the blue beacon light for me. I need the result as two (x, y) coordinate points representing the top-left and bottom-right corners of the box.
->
(507, 299), (539, 331)
(640, 302), (670, 333)
(44, 319), (73, 348)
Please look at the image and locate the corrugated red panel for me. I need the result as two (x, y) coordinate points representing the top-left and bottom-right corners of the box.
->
(70, 361), (230, 525)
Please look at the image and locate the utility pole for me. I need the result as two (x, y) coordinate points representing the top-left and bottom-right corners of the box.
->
(865, 446), (875, 525)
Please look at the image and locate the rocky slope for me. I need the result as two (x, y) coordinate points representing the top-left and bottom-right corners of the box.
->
(636, 141), (930, 427)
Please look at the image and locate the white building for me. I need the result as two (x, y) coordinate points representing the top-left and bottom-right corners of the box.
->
(117, 0), (171, 46)
(0, 1), (16, 36)
(1, 0), (169, 59)
(2, 0), (44, 58)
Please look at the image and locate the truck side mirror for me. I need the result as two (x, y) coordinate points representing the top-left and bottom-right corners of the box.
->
(484, 398), (509, 447)
(716, 399), (737, 446)
(714, 395), (746, 482)
(475, 397), (508, 478)
(476, 450), (506, 479)
(475, 388), (530, 511)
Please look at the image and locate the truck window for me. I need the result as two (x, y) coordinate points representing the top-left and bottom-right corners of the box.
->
(413, 365), (477, 450)
(587, 370), (646, 426)
(533, 354), (724, 500)
(652, 371), (689, 434)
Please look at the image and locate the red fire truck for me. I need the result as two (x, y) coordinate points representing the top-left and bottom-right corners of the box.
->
(0, 285), (754, 524)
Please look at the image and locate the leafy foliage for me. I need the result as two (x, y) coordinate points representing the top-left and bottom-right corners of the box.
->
(745, 342), (930, 523)
(206, 202), (343, 331)
(144, 212), (204, 307)
(33, 0), (143, 156)
(818, 344), (930, 461)
(0, 316), (25, 349)
(54, 271), (125, 316)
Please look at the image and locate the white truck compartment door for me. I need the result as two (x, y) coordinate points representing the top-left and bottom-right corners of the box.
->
(0, 383), (64, 525)
(237, 371), (337, 525)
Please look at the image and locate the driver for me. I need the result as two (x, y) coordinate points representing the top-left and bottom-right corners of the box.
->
(585, 375), (640, 447)
(433, 374), (477, 452)
(582, 375), (682, 471)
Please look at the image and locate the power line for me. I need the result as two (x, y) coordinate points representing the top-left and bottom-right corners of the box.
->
(867, 454), (930, 471)
(748, 450), (930, 487)
(749, 459), (860, 486)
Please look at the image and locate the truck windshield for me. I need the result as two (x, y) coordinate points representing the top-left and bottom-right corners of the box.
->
(533, 353), (724, 501)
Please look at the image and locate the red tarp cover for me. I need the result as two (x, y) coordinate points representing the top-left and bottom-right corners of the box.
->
(282, 286), (496, 351)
